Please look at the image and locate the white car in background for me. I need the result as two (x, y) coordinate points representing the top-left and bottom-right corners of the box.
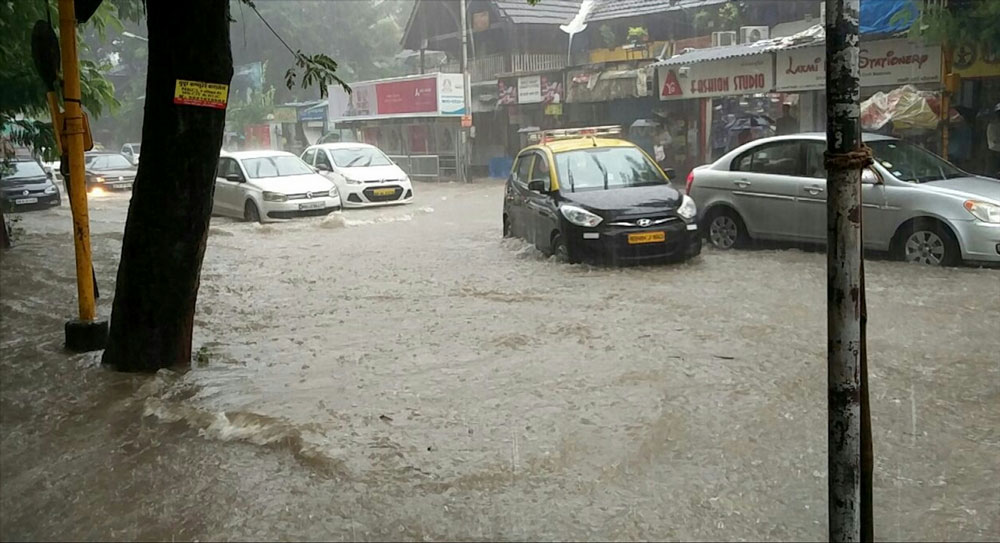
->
(214, 150), (341, 223)
(121, 142), (141, 165)
(301, 143), (413, 208)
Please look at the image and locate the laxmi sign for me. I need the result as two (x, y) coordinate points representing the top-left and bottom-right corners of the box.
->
(775, 39), (941, 92)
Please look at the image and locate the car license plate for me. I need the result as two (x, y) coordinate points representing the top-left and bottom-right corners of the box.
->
(627, 231), (666, 245)
(112, 183), (132, 190)
(14, 197), (38, 205)
(299, 201), (325, 210)
(373, 188), (396, 196)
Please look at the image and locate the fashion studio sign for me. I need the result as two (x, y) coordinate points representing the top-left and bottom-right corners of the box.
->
(775, 39), (941, 92)
(658, 55), (773, 101)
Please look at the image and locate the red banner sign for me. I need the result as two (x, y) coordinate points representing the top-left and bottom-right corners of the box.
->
(376, 77), (438, 115)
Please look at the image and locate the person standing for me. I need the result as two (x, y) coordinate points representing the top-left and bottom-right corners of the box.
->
(775, 103), (799, 136)
(988, 104), (1000, 177)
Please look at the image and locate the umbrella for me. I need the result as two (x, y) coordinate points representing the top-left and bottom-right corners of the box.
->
(630, 119), (659, 129)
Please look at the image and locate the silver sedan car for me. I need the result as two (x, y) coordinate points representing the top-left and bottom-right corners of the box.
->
(687, 133), (1000, 266)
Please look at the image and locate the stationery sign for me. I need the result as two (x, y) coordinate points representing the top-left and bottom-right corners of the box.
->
(775, 39), (941, 92)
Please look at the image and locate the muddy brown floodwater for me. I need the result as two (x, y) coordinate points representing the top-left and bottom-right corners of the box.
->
(2, 181), (998, 541)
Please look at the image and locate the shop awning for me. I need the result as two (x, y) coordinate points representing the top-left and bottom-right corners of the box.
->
(566, 66), (649, 103)
(652, 24), (826, 68)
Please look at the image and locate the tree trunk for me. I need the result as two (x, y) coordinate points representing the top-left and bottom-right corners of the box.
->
(101, 0), (233, 372)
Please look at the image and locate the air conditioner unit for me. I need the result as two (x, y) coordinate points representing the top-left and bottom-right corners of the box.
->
(740, 26), (769, 44)
(712, 31), (737, 47)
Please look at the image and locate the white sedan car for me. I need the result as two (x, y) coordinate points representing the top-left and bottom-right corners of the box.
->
(214, 150), (341, 223)
(300, 143), (413, 208)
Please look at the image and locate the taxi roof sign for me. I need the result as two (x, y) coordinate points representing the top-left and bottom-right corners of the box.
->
(528, 125), (623, 144)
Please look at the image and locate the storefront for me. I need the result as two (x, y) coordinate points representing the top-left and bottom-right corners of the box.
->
(654, 33), (946, 173)
(328, 73), (466, 179)
(951, 41), (1000, 175)
(564, 63), (661, 156)
(656, 49), (776, 175)
(298, 102), (327, 147)
(775, 38), (944, 153)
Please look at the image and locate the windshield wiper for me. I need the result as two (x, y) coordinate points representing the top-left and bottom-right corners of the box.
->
(567, 165), (575, 192)
(346, 155), (366, 167)
(590, 157), (609, 190)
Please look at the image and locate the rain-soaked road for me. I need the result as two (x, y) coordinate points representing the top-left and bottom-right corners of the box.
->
(1, 181), (998, 541)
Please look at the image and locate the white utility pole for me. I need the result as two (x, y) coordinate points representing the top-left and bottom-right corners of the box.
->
(459, 0), (470, 182)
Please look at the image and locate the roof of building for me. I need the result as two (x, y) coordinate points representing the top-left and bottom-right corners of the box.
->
(492, 0), (582, 25)
(403, 0), (731, 48)
(651, 24), (825, 67)
(588, 0), (728, 23)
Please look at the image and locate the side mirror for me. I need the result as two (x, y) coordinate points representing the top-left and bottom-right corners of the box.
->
(663, 167), (676, 180)
(862, 168), (881, 185)
(225, 173), (244, 183)
(316, 163), (331, 172)
(527, 180), (546, 192)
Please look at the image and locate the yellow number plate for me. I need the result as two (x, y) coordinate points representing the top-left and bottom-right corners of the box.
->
(627, 231), (666, 244)
(373, 188), (395, 196)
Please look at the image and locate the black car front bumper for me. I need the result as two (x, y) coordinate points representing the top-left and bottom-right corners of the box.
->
(564, 219), (702, 264)
(1, 192), (60, 212)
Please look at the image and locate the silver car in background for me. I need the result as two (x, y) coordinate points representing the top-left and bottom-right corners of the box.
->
(687, 133), (1000, 266)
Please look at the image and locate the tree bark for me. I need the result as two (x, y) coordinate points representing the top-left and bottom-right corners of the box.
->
(101, 0), (233, 372)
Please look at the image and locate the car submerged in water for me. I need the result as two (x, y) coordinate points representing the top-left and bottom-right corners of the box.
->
(502, 126), (701, 265)
(687, 133), (1000, 266)
(83, 152), (137, 194)
(1, 158), (61, 212)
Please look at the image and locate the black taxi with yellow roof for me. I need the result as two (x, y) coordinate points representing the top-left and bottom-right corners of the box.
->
(502, 125), (701, 264)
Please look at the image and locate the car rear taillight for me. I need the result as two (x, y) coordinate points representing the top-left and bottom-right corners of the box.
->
(685, 171), (695, 195)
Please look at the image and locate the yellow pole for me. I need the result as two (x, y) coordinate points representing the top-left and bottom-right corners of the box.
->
(58, 0), (97, 322)
(941, 44), (951, 161)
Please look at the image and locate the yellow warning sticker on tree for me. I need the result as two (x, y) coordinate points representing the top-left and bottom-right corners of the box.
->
(173, 80), (229, 109)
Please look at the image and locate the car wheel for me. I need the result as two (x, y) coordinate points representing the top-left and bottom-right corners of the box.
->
(550, 233), (576, 264)
(707, 208), (748, 250)
(502, 216), (512, 238)
(244, 200), (262, 224)
(899, 221), (959, 266)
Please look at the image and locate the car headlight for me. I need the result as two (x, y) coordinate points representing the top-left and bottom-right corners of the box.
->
(94, 176), (105, 183)
(677, 195), (697, 220)
(44, 185), (57, 194)
(344, 177), (362, 185)
(964, 200), (1000, 223)
(262, 191), (287, 202)
(560, 205), (603, 227)
(328, 187), (339, 198)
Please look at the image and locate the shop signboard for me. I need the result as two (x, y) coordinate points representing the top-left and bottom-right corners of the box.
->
(376, 75), (438, 115)
(329, 74), (467, 121)
(860, 39), (941, 87)
(775, 40), (942, 92)
(952, 41), (1000, 79)
(497, 78), (517, 105)
(658, 55), (773, 101)
(272, 106), (297, 123)
(513, 74), (563, 105)
(437, 73), (466, 115)
(518, 75), (542, 103)
(775, 47), (825, 92)
(298, 104), (327, 122)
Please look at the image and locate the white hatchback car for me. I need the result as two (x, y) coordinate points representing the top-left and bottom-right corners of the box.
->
(214, 150), (341, 223)
(301, 143), (413, 208)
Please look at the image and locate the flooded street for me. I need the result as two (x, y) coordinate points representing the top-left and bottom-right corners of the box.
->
(2, 181), (998, 541)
